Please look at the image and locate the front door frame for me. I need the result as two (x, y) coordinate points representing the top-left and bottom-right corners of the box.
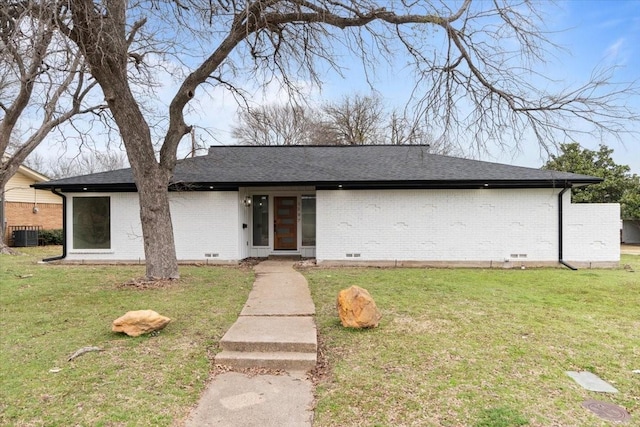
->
(273, 196), (298, 250)
(246, 187), (316, 258)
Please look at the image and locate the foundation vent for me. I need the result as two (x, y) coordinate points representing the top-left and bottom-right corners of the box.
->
(510, 253), (528, 259)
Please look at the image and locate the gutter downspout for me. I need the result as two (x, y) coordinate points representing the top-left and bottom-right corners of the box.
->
(43, 189), (66, 262)
(558, 186), (577, 270)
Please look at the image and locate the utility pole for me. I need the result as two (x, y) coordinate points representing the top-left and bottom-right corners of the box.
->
(191, 128), (196, 158)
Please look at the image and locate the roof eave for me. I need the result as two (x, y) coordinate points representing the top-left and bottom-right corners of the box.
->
(314, 179), (600, 190)
(32, 177), (602, 193)
(32, 183), (138, 192)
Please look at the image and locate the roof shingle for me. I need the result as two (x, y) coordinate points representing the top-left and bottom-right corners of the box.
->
(33, 145), (601, 191)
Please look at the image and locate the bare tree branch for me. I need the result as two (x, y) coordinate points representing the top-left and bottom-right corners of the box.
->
(1, 2), (105, 179)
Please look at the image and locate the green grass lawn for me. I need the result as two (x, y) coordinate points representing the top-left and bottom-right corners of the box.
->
(0, 247), (253, 426)
(305, 255), (640, 427)
(3, 248), (639, 426)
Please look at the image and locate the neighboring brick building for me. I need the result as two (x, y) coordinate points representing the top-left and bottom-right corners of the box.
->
(1, 165), (62, 245)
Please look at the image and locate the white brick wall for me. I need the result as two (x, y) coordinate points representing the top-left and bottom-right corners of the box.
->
(316, 188), (618, 266)
(564, 202), (620, 263)
(65, 191), (240, 261)
(171, 192), (240, 260)
(62, 187), (619, 266)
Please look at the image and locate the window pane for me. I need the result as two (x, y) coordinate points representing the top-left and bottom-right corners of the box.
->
(252, 195), (269, 246)
(301, 195), (316, 246)
(73, 197), (110, 249)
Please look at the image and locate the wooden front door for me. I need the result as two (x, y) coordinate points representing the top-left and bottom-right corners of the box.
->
(274, 197), (297, 250)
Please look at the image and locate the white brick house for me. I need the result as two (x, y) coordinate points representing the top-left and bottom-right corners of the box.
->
(34, 145), (619, 268)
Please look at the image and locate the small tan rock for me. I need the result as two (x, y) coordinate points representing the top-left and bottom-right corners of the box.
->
(112, 310), (171, 337)
(337, 286), (382, 328)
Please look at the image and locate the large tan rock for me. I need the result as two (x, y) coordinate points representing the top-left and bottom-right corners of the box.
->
(112, 310), (171, 337)
(337, 286), (382, 328)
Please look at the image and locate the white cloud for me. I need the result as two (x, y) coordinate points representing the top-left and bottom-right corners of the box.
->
(604, 37), (627, 64)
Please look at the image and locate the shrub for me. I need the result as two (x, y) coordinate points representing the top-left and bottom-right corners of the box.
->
(39, 229), (63, 246)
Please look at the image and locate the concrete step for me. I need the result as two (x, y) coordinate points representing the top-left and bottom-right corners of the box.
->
(221, 340), (317, 353)
(267, 255), (302, 260)
(220, 316), (317, 353)
(214, 350), (317, 371)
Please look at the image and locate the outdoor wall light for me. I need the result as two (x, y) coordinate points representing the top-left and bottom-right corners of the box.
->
(243, 196), (252, 207)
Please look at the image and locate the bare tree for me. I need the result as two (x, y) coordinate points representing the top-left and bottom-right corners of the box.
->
(0, 3), (104, 251)
(232, 96), (450, 150)
(20, 151), (49, 176)
(9, 0), (638, 279)
(385, 111), (462, 156)
(401, 2), (639, 154)
(321, 94), (385, 145)
(232, 104), (314, 145)
(307, 119), (343, 146)
(387, 111), (431, 146)
(46, 151), (129, 179)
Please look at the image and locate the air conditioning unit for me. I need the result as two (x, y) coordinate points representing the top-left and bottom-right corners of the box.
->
(12, 230), (39, 247)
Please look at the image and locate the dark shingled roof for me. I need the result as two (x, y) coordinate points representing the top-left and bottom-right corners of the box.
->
(33, 145), (601, 191)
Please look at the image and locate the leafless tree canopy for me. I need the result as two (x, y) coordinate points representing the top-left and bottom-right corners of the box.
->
(232, 94), (462, 153)
(25, 150), (129, 179)
(0, 4), (104, 170)
(232, 96), (384, 146)
(0, 2), (107, 249)
(233, 104), (314, 146)
(3, 0), (638, 278)
(320, 94), (384, 145)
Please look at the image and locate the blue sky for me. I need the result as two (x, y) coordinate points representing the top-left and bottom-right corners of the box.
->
(338, 0), (640, 172)
(31, 0), (640, 174)
(188, 0), (640, 172)
(566, 0), (639, 172)
(499, 0), (640, 172)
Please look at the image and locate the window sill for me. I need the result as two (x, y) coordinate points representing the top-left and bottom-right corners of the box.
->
(69, 250), (115, 254)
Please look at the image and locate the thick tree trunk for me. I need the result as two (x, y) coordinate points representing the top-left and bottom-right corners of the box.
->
(110, 92), (180, 280)
(98, 81), (179, 279)
(115, 112), (180, 279)
(66, 0), (181, 279)
(136, 174), (180, 280)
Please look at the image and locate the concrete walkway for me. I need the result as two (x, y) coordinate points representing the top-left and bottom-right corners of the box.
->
(184, 260), (316, 426)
